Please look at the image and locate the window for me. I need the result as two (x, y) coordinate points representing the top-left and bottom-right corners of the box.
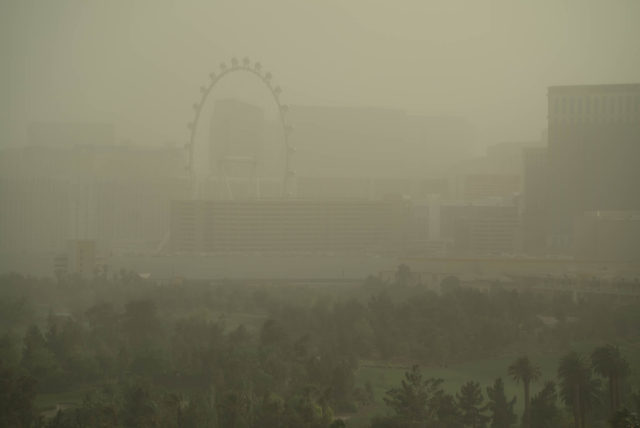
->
(619, 96), (624, 114)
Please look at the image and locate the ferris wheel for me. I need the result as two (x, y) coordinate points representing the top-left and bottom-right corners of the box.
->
(185, 57), (294, 199)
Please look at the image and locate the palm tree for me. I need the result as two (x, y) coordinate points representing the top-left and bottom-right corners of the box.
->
(558, 351), (600, 428)
(508, 356), (541, 428)
(591, 344), (629, 416)
(530, 381), (561, 428)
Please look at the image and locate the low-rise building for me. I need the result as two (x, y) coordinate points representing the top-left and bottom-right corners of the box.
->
(170, 199), (410, 253)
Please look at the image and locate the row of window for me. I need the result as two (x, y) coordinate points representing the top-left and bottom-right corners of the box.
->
(549, 115), (639, 124)
(551, 94), (640, 116)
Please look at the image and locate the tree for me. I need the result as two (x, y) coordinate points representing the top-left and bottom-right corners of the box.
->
(558, 351), (600, 428)
(440, 276), (461, 293)
(282, 392), (332, 428)
(121, 383), (158, 428)
(435, 392), (463, 428)
(180, 389), (217, 428)
(122, 299), (163, 353)
(530, 381), (561, 428)
(256, 393), (285, 428)
(485, 378), (516, 428)
(610, 407), (640, 428)
(457, 381), (489, 428)
(216, 391), (249, 428)
(55, 389), (120, 428)
(508, 356), (540, 428)
(383, 365), (446, 426)
(20, 325), (60, 390)
(260, 319), (288, 349)
(395, 264), (412, 287)
(0, 333), (19, 368)
(591, 344), (629, 416)
(0, 362), (38, 428)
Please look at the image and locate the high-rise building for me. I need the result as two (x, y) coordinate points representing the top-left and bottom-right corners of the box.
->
(448, 140), (543, 202)
(573, 211), (640, 261)
(522, 147), (548, 254)
(547, 83), (640, 249)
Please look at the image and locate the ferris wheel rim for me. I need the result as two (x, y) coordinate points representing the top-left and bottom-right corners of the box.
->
(185, 57), (294, 198)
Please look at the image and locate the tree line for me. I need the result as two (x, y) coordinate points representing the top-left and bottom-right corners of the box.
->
(373, 348), (639, 428)
(0, 271), (639, 427)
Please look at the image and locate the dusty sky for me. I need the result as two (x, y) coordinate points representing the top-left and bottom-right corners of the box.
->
(1, 0), (639, 149)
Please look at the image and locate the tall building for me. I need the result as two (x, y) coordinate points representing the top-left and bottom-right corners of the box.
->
(522, 147), (548, 254)
(547, 84), (640, 249)
(448, 140), (543, 202)
(66, 239), (97, 277)
(573, 211), (640, 261)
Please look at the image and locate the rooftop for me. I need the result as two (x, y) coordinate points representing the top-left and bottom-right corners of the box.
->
(548, 83), (640, 94)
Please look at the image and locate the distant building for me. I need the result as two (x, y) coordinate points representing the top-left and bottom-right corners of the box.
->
(448, 141), (543, 202)
(170, 199), (410, 253)
(441, 202), (520, 256)
(405, 195), (454, 256)
(294, 176), (451, 201)
(522, 147), (549, 254)
(458, 174), (520, 201)
(198, 103), (476, 200)
(28, 122), (115, 148)
(285, 105), (475, 179)
(65, 239), (96, 277)
(0, 144), (188, 253)
(547, 83), (640, 248)
(573, 211), (640, 261)
(209, 99), (264, 181)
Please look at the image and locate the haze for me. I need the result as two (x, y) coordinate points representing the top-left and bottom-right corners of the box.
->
(1, 2), (640, 427)
(3, 0), (639, 148)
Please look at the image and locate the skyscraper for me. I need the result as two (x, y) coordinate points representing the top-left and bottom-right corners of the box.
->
(522, 147), (548, 254)
(547, 83), (640, 249)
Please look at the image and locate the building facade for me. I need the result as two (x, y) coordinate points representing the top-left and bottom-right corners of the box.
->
(441, 203), (520, 256)
(170, 199), (409, 253)
(522, 147), (549, 254)
(573, 211), (640, 261)
(0, 144), (189, 254)
(547, 84), (640, 248)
